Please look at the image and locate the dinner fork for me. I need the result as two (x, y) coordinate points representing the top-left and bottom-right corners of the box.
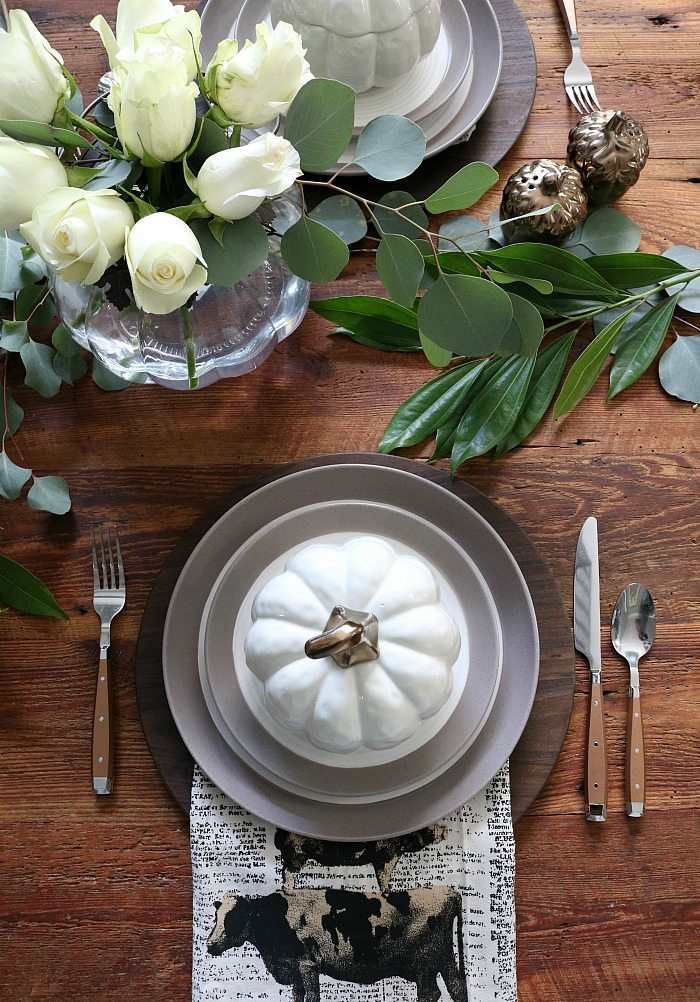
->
(556, 0), (601, 113)
(90, 526), (125, 795)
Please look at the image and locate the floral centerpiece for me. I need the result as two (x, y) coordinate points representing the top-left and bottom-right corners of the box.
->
(2, 0), (700, 522)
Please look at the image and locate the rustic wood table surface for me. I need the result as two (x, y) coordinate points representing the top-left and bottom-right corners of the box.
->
(1, 1), (699, 999)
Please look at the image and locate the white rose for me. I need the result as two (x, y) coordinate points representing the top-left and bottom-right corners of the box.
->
(108, 53), (198, 164)
(0, 138), (68, 231)
(197, 134), (302, 221)
(205, 21), (313, 127)
(0, 10), (70, 124)
(20, 188), (134, 285)
(125, 213), (208, 315)
(91, 1), (202, 81)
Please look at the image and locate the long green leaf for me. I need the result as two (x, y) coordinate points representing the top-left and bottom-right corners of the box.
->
(311, 295), (418, 329)
(330, 325), (421, 352)
(379, 359), (489, 453)
(451, 355), (536, 469)
(553, 311), (633, 419)
(587, 252), (687, 290)
(478, 243), (619, 300)
(0, 554), (68, 619)
(608, 294), (680, 399)
(495, 332), (576, 455)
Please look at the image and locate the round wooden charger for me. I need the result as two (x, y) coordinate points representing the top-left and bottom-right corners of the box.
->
(329, 0), (537, 203)
(135, 454), (574, 824)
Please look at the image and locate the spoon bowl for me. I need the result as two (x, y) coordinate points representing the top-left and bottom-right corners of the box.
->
(611, 583), (656, 666)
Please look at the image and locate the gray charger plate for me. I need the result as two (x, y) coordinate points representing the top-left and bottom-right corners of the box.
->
(198, 498), (503, 803)
(162, 463), (538, 839)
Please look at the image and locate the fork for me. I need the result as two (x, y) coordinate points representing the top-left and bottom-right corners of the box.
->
(90, 526), (125, 795)
(556, 0), (601, 114)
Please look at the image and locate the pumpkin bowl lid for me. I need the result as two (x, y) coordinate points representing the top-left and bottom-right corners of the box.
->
(272, 0), (439, 38)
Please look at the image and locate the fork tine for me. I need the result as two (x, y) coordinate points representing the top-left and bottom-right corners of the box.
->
(566, 86), (585, 115)
(113, 528), (124, 590)
(587, 84), (601, 111)
(106, 526), (116, 589)
(577, 86), (596, 114)
(98, 525), (108, 591)
(90, 527), (101, 591)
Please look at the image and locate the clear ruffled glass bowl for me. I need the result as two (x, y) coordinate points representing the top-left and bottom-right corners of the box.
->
(51, 189), (310, 390)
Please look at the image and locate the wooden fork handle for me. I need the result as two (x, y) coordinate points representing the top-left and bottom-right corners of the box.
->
(92, 652), (114, 794)
(626, 686), (645, 817)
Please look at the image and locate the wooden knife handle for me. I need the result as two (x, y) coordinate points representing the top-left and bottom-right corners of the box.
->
(626, 687), (645, 817)
(92, 652), (114, 795)
(586, 678), (607, 821)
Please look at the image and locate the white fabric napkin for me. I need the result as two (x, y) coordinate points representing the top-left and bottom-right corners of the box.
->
(190, 764), (517, 1002)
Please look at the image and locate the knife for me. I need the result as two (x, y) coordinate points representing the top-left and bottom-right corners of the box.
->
(574, 516), (607, 822)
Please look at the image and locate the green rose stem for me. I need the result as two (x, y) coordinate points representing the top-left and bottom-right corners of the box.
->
(146, 166), (163, 202)
(180, 305), (199, 389)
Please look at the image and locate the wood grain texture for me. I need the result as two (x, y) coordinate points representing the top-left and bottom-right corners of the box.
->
(1, 0), (699, 999)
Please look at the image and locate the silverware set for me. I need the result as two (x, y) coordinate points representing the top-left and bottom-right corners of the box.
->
(574, 518), (655, 821)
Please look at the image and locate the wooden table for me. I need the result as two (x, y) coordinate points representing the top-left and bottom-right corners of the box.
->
(1, 1), (698, 999)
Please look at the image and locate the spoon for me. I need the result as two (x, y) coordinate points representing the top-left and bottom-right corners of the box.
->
(611, 583), (656, 817)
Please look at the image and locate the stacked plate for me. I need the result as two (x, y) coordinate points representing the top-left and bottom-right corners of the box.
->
(163, 463), (539, 840)
(200, 0), (504, 174)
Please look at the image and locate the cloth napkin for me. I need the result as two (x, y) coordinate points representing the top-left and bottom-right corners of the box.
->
(190, 764), (517, 1002)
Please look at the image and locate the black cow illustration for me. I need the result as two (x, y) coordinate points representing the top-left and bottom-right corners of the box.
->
(207, 886), (467, 1002)
(274, 823), (448, 892)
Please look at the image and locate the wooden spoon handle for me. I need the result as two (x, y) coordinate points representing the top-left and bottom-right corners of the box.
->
(626, 686), (645, 817)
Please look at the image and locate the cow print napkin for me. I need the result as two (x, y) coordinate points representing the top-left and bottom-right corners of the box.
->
(190, 764), (517, 1002)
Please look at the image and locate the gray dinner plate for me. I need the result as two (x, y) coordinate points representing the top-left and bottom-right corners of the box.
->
(198, 498), (503, 803)
(162, 463), (539, 839)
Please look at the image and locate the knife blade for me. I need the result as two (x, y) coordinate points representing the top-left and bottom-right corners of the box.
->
(574, 516), (607, 822)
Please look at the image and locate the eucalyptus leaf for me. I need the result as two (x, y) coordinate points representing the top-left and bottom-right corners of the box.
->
(607, 294), (680, 399)
(309, 195), (367, 244)
(20, 243), (48, 283)
(0, 320), (29, 352)
(20, 340), (62, 397)
(0, 236), (24, 298)
(451, 355), (536, 469)
(376, 233), (425, 307)
(439, 216), (492, 253)
(553, 310), (633, 419)
(91, 359), (145, 390)
(478, 243), (619, 300)
(353, 116), (426, 181)
(562, 207), (642, 256)
(0, 554), (68, 618)
(84, 158), (138, 191)
(497, 292), (544, 357)
(662, 246), (700, 312)
(0, 451), (31, 500)
(53, 352), (88, 385)
(4, 389), (24, 436)
(379, 359), (489, 453)
(658, 335), (700, 403)
(281, 214), (349, 283)
(92, 100), (115, 129)
(0, 118), (92, 149)
(373, 191), (428, 241)
(51, 323), (81, 357)
(27, 475), (72, 514)
(191, 215), (269, 286)
(417, 275), (513, 356)
(495, 332), (577, 455)
(284, 78), (355, 172)
(588, 252), (687, 290)
(419, 332), (453, 367)
(425, 162), (498, 213)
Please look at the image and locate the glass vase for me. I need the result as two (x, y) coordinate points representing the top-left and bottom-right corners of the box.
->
(51, 188), (310, 390)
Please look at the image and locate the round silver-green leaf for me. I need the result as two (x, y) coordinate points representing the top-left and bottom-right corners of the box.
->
(658, 335), (700, 403)
(27, 476), (72, 515)
(417, 275), (513, 356)
(376, 233), (424, 308)
(425, 162), (498, 214)
(284, 79), (355, 172)
(309, 195), (367, 244)
(281, 214), (350, 283)
(353, 116), (426, 181)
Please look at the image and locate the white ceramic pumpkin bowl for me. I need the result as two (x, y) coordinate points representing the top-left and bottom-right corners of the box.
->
(270, 0), (443, 92)
(244, 534), (461, 754)
(198, 498), (503, 803)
